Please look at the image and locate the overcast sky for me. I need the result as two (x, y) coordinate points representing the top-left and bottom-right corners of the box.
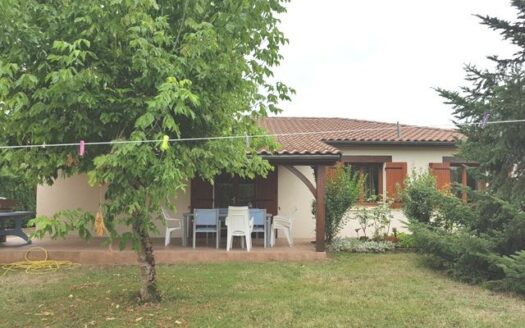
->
(272, 0), (519, 128)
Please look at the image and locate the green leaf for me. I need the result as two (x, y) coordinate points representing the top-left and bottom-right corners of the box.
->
(135, 112), (155, 129)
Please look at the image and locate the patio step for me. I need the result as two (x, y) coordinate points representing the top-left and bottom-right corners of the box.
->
(0, 237), (326, 265)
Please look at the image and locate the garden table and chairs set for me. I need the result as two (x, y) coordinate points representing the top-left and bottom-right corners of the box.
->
(0, 197), (294, 251)
(162, 206), (294, 251)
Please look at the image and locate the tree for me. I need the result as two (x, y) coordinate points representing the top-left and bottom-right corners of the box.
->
(0, 0), (292, 302)
(437, 0), (525, 207)
(323, 166), (362, 243)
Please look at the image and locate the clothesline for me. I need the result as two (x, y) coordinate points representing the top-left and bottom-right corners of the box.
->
(0, 118), (523, 150)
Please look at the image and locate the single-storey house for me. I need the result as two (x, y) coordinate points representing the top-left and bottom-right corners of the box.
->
(36, 117), (469, 249)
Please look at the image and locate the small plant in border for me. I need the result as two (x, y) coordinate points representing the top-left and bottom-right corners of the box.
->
(328, 238), (395, 253)
(352, 197), (394, 240)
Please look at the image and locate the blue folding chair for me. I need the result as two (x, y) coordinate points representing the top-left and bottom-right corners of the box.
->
(193, 209), (220, 248)
(250, 208), (267, 248)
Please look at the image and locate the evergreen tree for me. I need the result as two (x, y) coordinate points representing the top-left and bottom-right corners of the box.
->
(437, 0), (525, 207)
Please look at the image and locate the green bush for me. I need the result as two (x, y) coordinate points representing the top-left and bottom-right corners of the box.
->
(321, 166), (362, 243)
(491, 250), (525, 294)
(469, 193), (525, 255)
(402, 171), (475, 230)
(396, 232), (415, 248)
(328, 238), (395, 253)
(402, 172), (525, 294)
(402, 172), (436, 224)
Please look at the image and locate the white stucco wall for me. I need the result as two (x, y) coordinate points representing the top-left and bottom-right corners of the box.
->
(277, 165), (316, 240)
(340, 146), (457, 175)
(36, 174), (191, 238)
(36, 145), (457, 240)
(37, 173), (106, 216)
(278, 146), (457, 239)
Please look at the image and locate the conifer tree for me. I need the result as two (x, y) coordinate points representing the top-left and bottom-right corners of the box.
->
(437, 0), (525, 207)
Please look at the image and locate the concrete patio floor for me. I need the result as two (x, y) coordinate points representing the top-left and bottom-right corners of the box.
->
(0, 233), (326, 265)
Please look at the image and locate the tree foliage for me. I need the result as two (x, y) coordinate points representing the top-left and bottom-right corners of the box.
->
(323, 166), (362, 243)
(0, 170), (35, 211)
(0, 0), (292, 301)
(429, 2), (525, 294)
(401, 172), (437, 225)
(436, 0), (525, 206)
(403, 172), (525, 293)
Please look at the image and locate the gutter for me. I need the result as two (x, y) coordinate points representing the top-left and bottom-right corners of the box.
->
(259, 153), (341, 165)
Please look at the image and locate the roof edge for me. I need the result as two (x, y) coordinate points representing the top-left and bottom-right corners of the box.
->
(260, 153), (341, 165)
(325, 140), (458, 147)
(264, 116), (459, 133)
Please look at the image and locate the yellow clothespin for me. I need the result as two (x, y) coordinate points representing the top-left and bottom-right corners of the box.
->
(160, 135), (170, 151)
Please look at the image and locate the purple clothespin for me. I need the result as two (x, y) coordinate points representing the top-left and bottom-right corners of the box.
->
(480, 112), (491, 129)
(79, 140), (85, 156)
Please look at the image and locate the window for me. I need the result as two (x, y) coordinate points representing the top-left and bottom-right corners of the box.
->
(336, 156), (396, 204)
(438, 158), (485, 202)
(214, 174), (256, 208)
(345, 163), (383, 202)
(450, 164), (481, 202)
(450, 166), (478, 189)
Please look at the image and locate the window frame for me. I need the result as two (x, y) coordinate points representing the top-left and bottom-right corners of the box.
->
(443, 157), (482, 203)
(449, 163), (481, 202)
(214, 174), (256, 208)
(340, 156), (392, 205)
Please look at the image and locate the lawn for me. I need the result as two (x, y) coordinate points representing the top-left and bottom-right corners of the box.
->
(1, 253), (524, 328)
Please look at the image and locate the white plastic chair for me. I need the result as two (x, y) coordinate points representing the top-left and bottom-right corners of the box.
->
(225, 206), (253, 251)
(161, 206), (186, 247)
(270, 208), (296, 247)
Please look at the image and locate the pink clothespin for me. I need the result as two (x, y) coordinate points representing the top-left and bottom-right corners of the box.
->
(79, 140), (85, 156)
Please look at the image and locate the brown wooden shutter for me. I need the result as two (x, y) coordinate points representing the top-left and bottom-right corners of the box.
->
(190, 178), (213, 210)
(327, 166), (338, 179)
(255, 167), (278, 215)
(385, 162), (407, 206)
(429, 162), (451, 191)
(327, 161), (345, 180)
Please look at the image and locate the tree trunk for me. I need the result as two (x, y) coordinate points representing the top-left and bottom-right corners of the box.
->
(132, 219), (161, 303)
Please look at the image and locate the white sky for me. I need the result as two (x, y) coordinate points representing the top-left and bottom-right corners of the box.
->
(272, 0), (519, 128)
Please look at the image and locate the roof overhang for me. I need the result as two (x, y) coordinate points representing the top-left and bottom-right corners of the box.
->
(325, 140), (458, 147)
(260, 154), (341, 165)
(443, 156), (479, 166)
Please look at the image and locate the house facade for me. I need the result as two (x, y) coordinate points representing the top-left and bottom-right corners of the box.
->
(36, 117), (465, 242)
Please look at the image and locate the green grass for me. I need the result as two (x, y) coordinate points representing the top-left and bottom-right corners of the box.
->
(1, 253), (525, 328)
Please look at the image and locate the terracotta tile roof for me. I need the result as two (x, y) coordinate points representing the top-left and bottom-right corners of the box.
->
(258, 117), (463, 156)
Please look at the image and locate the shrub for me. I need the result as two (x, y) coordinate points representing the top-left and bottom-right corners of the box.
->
(328, 238), (395, 253)
(402, 172), (525, 294)
(321, 166), (362, 243)
(352, 206), (374, 239)
(492, 250), (525, 294)
(402, 171), (436, 224)
(396, 232), (415, 248)
(469, 193), (525, 255)
(409, 223), (502, 283)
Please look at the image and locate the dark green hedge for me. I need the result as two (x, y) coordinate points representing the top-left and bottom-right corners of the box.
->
(402, 173), (525, 295)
